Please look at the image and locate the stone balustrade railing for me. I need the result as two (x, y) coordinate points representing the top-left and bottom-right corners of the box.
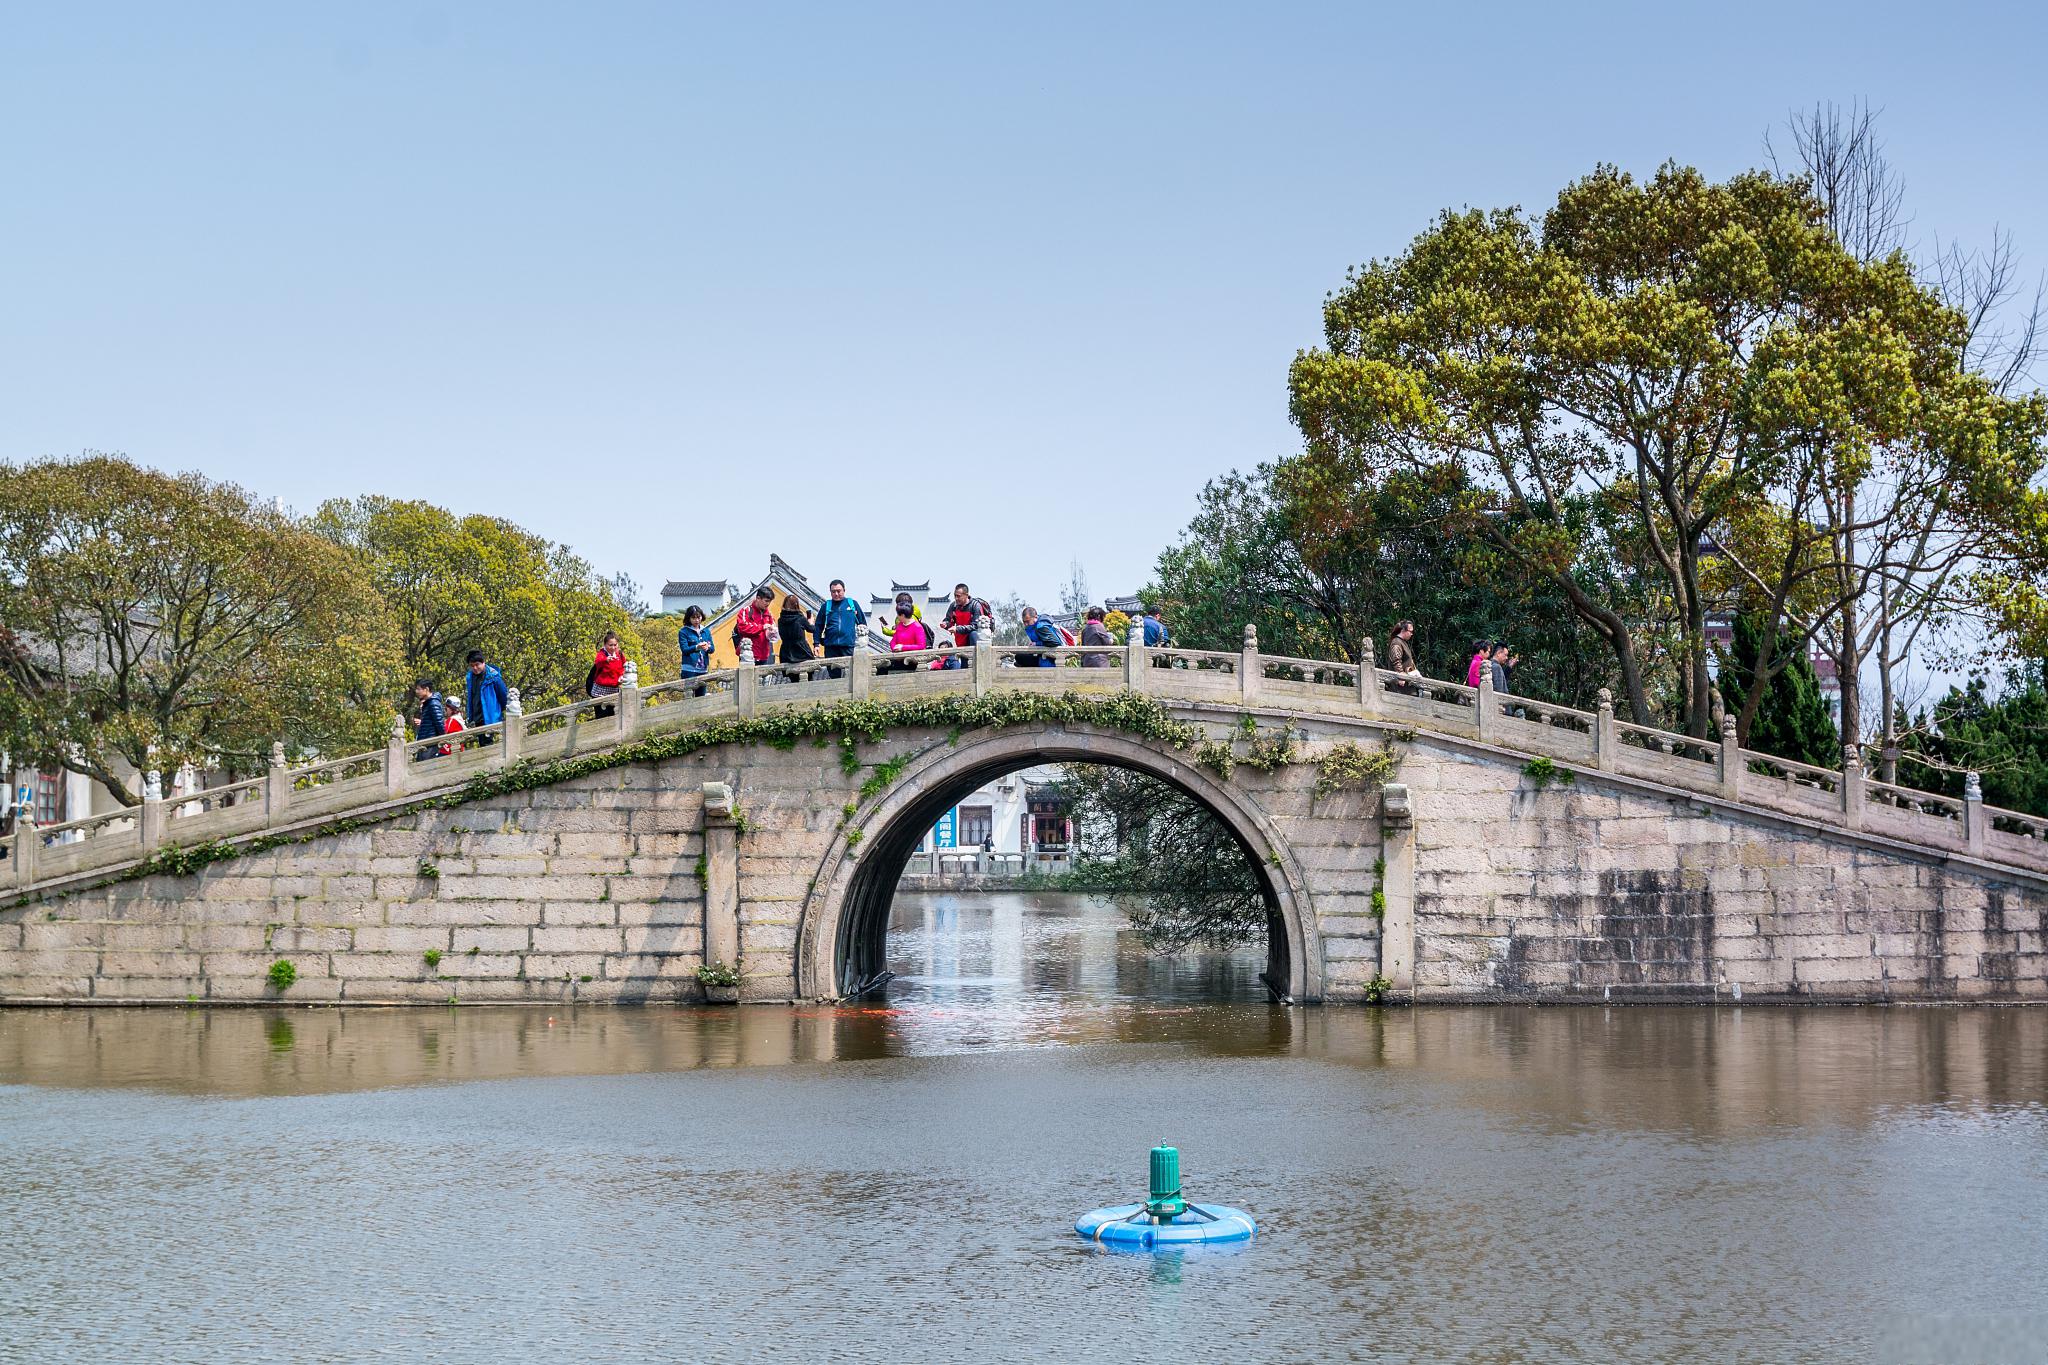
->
(7, 628), (2042, 892)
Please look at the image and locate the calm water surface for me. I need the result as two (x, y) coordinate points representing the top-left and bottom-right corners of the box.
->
(3, 892), (2046, 1363)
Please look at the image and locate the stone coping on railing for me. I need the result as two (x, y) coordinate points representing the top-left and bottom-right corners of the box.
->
(7, 630), (2040, 891)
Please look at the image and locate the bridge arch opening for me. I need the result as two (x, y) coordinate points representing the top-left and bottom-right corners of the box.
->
(796, 726), (1321, 1003)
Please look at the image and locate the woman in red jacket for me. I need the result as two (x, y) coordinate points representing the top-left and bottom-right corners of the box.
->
(589, 631), (626, 717)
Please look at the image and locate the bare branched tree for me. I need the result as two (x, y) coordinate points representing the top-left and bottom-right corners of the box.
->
(1766, 99), (1910, 262)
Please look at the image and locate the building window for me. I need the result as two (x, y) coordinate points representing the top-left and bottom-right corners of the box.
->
(958, 805), (993, 849)
(33, 772), (61, 826)
(1032, 814), (1070, 847)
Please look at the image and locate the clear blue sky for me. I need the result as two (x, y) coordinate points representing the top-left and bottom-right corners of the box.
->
(6, 2), (2044, 614)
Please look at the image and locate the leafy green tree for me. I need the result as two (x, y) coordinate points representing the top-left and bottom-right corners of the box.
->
(1715, 613), (1840, 767)
(1058, 765), (1269, 951)
(0, 455), (400, 802)
(311, 496), (633, 706)
(1895, 670), (2048, 816)
(1151, 458), (1622, 707)
(1288, 162), (2038, 739)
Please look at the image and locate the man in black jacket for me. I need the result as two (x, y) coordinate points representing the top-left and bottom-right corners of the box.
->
(412, 679), (447, 761)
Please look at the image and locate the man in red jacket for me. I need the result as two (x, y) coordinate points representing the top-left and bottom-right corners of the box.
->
(939, 583), (987, 669)
(731, 587), (777, 666)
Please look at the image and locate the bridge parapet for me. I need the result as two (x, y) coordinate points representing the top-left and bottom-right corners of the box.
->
(8, 635), (2044, 896)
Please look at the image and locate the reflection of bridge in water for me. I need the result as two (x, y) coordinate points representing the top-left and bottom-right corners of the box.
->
(6, 629), (2047, 1006)
(6, 1000), (2046, 1133)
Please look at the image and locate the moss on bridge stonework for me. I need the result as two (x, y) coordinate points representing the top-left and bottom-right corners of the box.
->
(12, 690), (1209, 907)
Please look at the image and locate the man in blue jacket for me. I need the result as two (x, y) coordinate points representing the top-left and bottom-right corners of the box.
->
(811, 579), (867, 678)
(1017, 606), (1061, 668)
(1141, 605), (1169, 647)
(464, 649), (508, 743)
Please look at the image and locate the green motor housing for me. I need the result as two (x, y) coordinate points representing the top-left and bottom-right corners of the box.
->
(1145, 1144), (1186, 1221)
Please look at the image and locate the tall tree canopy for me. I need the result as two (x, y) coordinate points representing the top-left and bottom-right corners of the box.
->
(1288, 162), (2044, 740)
(310, 496), (633, 707)
(0, 456), (400, 802)
(1715, 613), (1840, 768)
(1895, 670), (2048, 817)
(1151, 458), (1623, 707)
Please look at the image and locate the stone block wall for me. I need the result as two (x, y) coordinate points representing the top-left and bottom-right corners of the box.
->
(7, 712), (2039, 1007)
(1401, 740), (2048, 1000)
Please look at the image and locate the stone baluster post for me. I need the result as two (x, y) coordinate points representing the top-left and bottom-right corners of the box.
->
(1124, 613), (1146, 694)
(501, 688), (523, 766)
(735, 638), (758, 718)
(1357, 637), (1379, 717)
(10, 813), (35, 890)
(1964, 770), (1985, 855)
(139, 766), (165, 854)
(265, 741), (289, 824)
(1841, 745), (1865, 832)
(1594, 689), (1617, 772)
(1716, 714), (1740, 800)
(1475, 666), (1494, 744)
(850, 643), (871, 700)
(619, 658), (642, 741)
(975, 614), (995, 697)
(385, 714), (408, 796)
(1240, 624), (1260, 704)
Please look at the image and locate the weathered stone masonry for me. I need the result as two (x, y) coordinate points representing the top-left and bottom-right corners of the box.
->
(1395, 739), (2048, 1001)
(3, 707), (2044, 1006)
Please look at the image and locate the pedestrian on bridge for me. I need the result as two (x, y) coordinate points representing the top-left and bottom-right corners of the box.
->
(1017, 606), (1061, 668)
(1080, 607), (1112, 668)
(940, 583), (987, 670)
(587, 632), (625, 718)
(777, 594), (815, 678)
(465, 650), (508, 745)
(676, 606), (713, 694)
(812, 579), (866, 678)
(1387, 620), (1421, 694)
(732, 587), (776, 668)
(411, 680), (447, 762)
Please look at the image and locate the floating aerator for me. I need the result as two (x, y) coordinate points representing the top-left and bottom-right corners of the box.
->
(1075, 1145), (1256, 1248)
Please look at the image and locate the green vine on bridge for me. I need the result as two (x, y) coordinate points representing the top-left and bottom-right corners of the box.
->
(28, 691), (1207, 901)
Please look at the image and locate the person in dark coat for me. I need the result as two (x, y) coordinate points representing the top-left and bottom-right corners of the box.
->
(411, 679), (447, 761)
(1079, 607), (1113, 668)
(778, 597), (816, 676)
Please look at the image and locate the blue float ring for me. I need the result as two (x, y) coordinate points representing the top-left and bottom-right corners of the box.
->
(1075, 1203), (1257, 1247)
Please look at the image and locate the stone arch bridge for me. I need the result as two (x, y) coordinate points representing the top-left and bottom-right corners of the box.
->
(5, 633), (2046, 1004)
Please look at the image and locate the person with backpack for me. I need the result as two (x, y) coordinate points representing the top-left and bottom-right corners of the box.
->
(939, 583), (987, 669)
(731, 587), (776, 667)
(811, 579), (867, 678)
(676, 605), (714, 694)
(587, 631), (626, 718)
(464, 649), (508, 744)
(1017, 606), (1061, 668)
(411, 679), (447, 761)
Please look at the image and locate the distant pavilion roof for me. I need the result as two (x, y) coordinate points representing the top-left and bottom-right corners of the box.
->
(661, 579), (730, 597)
